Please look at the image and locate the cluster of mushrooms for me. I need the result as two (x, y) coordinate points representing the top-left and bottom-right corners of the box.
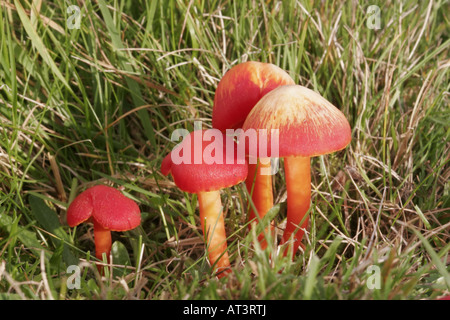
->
(66, 61), (351, 279)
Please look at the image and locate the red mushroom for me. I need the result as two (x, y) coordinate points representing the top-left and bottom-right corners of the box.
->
(67, 185), (141, 268)
(212, 61), (295, 249)
(212, 61), (295, 131)
(161, 129), (248, 278)
(242, 85), (352, 257)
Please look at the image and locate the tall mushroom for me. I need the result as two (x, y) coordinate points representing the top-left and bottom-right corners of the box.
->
(161, 129), (248, 278)
(242, 85), (352, 257)
(67, 185), (141, 268)
(212, 61), (294, 248)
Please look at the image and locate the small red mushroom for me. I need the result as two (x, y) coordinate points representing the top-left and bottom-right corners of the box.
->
(67, 185), (141, 269)
(242, 85), (352, 258)
(212, 61), (295, 249)
(161, 129), (248, 278)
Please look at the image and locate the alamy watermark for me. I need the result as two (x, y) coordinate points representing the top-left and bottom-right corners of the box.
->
(366, 265), (381, 290)
(169, 121), (280, 175)
(66, 265), (81, 289)
(367, 5), (381, 30)
(66, 5), (81, 30)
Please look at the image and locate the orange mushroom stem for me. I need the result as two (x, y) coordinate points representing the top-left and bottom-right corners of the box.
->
(92, 219), (113, 261)
(281, 156), (311, 257)
(245, 158), (274, 249)
(197, 191), (230, 275)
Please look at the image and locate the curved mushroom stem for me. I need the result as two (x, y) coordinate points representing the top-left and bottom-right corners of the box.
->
(93, 219), (112, 267)
(281, 156), (311, 258)
(245, 158), (274, 250)
(197, 190), (231, 278)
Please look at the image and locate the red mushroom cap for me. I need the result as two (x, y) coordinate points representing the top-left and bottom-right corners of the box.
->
(67, 185), (141, 231)
(242, 85), (352, 158)
(212, 61), (295, 131)
(161, 129), (248, 193)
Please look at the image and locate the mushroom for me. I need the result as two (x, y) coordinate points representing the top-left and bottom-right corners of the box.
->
(242, 85), (352, 257)
(67, 185), (141, 268)
(212, 61), (295, 248)
(212, 61), (295, 131)
(161, 129), (248, 278)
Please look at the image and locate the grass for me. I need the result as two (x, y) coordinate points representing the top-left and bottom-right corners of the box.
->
(0, 0), (448, 300)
